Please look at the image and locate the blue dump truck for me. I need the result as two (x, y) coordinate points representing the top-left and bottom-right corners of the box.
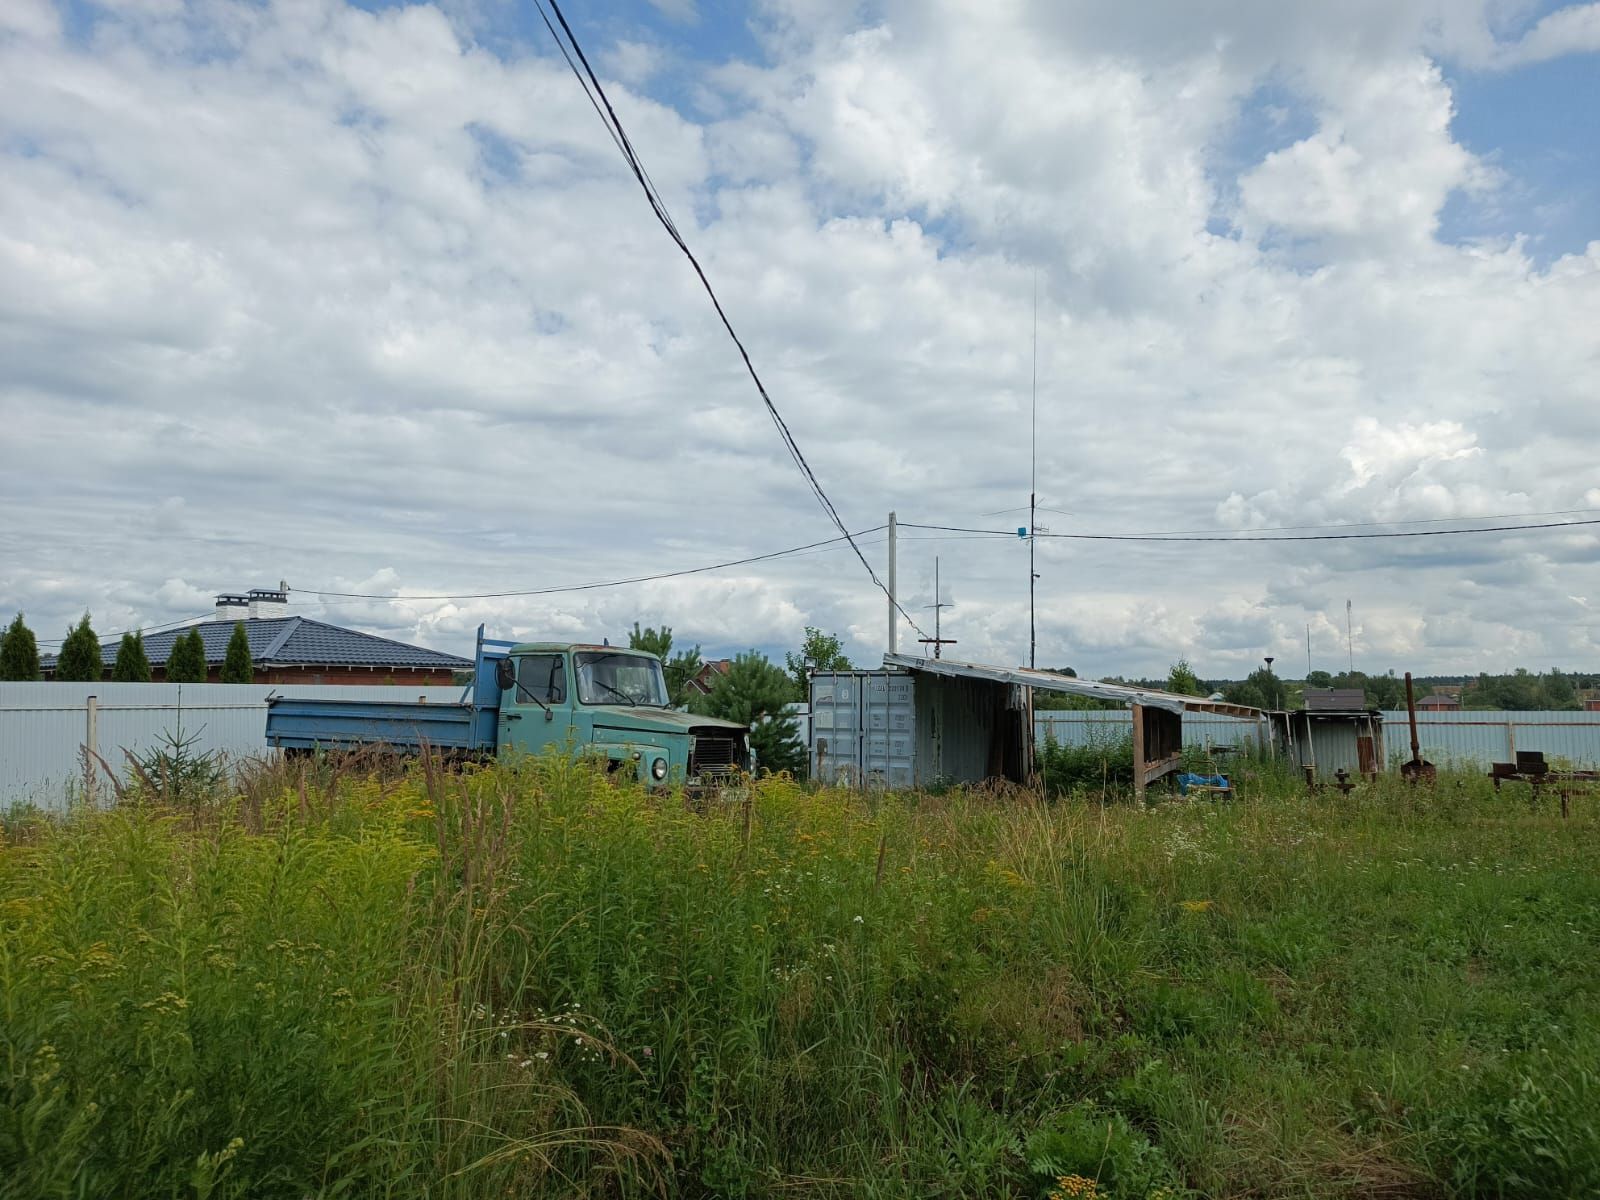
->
(266, 626), (750, 790)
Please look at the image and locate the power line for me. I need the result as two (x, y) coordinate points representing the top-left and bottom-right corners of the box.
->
(37, 611), (214, 648)
(299, 508), (1598, 606)
(296, 526), (888, 602)
(1124, 506), (1600, 537)
(900, 516), (1600, 543)
(533, 0), (928, 641)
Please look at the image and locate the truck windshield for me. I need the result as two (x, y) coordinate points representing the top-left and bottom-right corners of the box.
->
(574, 652), (669, 707)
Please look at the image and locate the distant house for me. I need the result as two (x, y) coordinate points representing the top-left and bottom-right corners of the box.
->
(686, 659), (732, 697)
(1417, 693), (1461, 710)
(43, 587), (470, 685)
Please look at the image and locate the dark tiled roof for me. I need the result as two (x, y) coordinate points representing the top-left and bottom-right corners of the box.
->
(81, 617), (470, 670)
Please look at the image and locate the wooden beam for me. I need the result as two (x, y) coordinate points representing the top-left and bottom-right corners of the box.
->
(1131, 701), (1145, 802)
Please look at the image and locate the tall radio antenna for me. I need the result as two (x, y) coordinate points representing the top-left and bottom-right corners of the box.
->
(1029, 272), (1038, 670)
(1346, 599), (1354, 674)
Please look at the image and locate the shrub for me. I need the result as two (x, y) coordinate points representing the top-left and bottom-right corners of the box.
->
(1022, 1102), (1185, 1199)
(54, 614), (102, 682)
(111, 632), (152, 682)
(0, 613), (42, 680)
(164, 627), (208, 683)
(220, 622), (253, 684)
(1038, 733), (1134, 794)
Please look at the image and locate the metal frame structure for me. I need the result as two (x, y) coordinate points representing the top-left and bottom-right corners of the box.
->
(881, 654), (1264, 798)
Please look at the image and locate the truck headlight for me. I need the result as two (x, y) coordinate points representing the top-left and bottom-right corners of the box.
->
(651, 757), (668, 780)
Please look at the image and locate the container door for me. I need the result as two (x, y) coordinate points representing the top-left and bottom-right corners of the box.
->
(809, 673), (863, 785)
(862, 673), (916, 789)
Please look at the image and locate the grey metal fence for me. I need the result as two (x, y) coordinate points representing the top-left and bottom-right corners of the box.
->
(1035, 709), (1269, 753)
(1034, 708), (1600, 769)
(0, 681), (472, 809)
(1379, 709), (1600, 768)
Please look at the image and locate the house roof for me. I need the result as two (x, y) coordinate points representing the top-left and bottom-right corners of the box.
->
(46, 617), (470, 671)
(881, 654), (1264, 718)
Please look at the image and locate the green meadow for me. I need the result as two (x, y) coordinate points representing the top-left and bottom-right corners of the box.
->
(3, 756), (1596, 1198)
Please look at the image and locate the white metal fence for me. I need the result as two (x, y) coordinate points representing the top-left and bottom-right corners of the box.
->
(0, 681), (472, 809)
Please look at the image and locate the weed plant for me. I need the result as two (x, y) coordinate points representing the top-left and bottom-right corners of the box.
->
(2, 757), (1597, 1198)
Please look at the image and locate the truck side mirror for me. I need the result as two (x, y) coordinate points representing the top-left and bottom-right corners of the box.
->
(494, 658), (515, 691)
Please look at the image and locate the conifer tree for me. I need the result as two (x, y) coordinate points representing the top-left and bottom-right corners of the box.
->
(165, 627), (209, 683)
(55, 614), (103, 682)
(112, 631), (152, 682)
(0, 612), (42, 680)
(689, 650), (806, 776)
(220, 622), (253, 684)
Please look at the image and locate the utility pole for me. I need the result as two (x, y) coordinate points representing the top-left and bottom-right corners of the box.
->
(1306, 623), (1312, 678)
(887, 511), (898, 656)
(919, 556), (957, 659)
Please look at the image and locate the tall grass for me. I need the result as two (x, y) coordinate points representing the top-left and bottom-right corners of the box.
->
(3, 758), (1597, 1197)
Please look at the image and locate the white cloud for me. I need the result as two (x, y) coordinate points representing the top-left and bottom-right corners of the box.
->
(646, 0), (699, 23)
(602, 39), (666, 87)
(1489, 3), (1600, 68)
(1237, 59), (1492, 254)
(0, 0), (1597, 681)
(0, 0), (60, 39)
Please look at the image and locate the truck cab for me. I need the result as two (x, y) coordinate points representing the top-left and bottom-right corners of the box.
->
(494, 642), (749, 788)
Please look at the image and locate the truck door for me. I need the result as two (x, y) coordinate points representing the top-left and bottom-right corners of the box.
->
(500, 652), (572, 756)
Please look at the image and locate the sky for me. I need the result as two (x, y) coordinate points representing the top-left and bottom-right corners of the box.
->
(2, 0), (1598, 681)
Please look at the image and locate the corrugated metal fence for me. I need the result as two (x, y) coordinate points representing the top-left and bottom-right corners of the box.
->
(1035, 708), (1600, 769)
(1380, 709), (1600, 768)
(1, 681), (472, 809)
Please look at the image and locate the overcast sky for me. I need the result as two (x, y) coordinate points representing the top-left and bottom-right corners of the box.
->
(3, 0), (1598, 680)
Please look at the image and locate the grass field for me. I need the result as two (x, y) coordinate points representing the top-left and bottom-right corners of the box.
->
(3, 755), (1597, 1198)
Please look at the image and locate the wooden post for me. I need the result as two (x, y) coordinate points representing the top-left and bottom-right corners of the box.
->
(84, 694), (99, 802)
(1131, 702), (1145, 802)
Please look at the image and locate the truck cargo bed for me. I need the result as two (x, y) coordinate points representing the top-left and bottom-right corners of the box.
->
(266, 697), (492, 754)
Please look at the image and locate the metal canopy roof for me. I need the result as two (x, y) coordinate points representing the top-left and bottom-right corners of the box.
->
(881, 654), (1264, 719)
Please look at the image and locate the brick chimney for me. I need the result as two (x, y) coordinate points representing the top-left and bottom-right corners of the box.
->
(247, 582), (289, 620)
(214, 593), (250, 622)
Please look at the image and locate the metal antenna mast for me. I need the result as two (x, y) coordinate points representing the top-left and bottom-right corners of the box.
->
(1029, 272), (1038, 670)
(1346, 599), (1354, 674)
(919, 557), (957, 659)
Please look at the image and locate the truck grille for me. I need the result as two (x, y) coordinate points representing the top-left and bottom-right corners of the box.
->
(689, 735), (739, 776)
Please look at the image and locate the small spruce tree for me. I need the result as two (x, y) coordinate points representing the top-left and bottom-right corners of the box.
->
(112, 631), (153, 682)
(689, 650), (805, 776)
(220, 622), (253, 684)
(165, 627), (209, 683)
(0, 612), (42, 680)
(55, 614), (103, 681)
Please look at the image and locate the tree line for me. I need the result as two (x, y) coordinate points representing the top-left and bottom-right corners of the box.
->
(12, 604), (1590, 740)
(1039, 656), (1596, 712)
(0, 613), (255, 683)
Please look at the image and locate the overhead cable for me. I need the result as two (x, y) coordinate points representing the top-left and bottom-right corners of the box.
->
(900, 516), (1600, 544)
(37, 611), (214, 648)
(532, 0), (929, 640)
(296, 526), (887, 602)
